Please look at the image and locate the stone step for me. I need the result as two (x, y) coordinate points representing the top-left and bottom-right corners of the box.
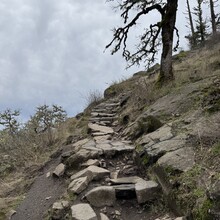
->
(88, 123), (114, 134)
(85, 178), (160, 206)
(91, 112), (116, 117)
(89, 117), (117, 122)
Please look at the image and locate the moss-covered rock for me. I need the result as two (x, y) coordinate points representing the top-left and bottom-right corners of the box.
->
(129, 115), (163, 140)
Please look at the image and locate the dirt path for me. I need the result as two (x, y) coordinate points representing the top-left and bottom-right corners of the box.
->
(11, 157), (65, 220)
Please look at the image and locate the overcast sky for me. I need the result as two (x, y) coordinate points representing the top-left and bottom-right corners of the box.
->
(0, 0), (215, 122)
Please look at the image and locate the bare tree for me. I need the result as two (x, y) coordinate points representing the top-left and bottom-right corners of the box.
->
(193, 0), (209, 44)
(106, 0), (179, 85)
(0, 109), (20, 134)
(29, 104), (67, 134)
(209, 0), (217, 35)
(185, 0), (197, 48)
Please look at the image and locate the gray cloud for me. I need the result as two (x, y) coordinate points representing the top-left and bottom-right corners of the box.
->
(0, 0), (217, 121)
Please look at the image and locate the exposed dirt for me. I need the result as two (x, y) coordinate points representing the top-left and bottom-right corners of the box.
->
(11, 157), (66, 220)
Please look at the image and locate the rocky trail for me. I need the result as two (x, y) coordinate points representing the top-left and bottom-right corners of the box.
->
(11, 95), (187, 220)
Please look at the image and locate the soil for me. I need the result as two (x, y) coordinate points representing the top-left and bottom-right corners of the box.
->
(11, 157), (66, 220)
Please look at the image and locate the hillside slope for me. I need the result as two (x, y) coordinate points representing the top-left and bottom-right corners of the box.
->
(1, 40), (220, 220)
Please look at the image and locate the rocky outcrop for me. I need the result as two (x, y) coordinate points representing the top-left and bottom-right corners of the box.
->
(136, 124), (195, 172)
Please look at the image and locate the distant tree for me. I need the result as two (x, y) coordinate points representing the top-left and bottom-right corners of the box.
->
(193, 0), (209, 44)
(106, 0), (179, 85)
(185, 0), (197, 49)
(0, 109), (20, 134)
(29, 104), (67, 134)
(27, 104), (67, 145)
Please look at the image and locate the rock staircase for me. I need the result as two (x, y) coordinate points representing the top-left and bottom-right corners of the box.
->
(11, 95), (185, 220)
(47, 96), (186, 220)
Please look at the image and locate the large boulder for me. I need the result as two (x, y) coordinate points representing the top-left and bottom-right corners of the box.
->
(135, 180), (160, 204)
(86, 186), (116, 207)
(126, 115), (163, 140)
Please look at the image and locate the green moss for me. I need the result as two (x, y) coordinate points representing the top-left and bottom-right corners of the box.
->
(141, 154), (149, 166)
(211, 142), (220, 155)
(68, 191), (77, 202)
(201, 87), (220, 113)
(194, 199), (213, 220)
(0, 212), (6, 220)
(135, 144), (145, 153)
(193, 188), (206, 198)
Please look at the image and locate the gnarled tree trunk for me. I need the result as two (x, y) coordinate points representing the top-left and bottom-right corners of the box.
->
(210, 0), (217, 35)
(158, 0), (178, 85)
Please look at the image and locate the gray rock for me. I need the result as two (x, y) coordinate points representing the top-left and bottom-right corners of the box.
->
(135, 180), (160, 204)
(71, 203), (97, 220)
(53, 163), (65, 177)
(110, 171), (119, 179)
(73, 138), (90, 148)
(100, 213), (110, 220)
(157, 147), (195, 172)
(110, 176), (142, 185)
(96, 143), (116, 157)
(51, 201), (69, 220)
(68, 176), (91, 194)
(88, 123), (114, 134)
(70, 169), (93, 181)
(112, 144), (135, 153)
(87, 165), (110, 180)
(86, 186), (116, 207)
(66, 149), (99, 169)
(94, 135), (111, 142)
(146, 135), (187, 158)
(138, 124), (173, 145)
(6, 210), (16, 220)
(81, 159), (100, 167)
(70, 166), (109, 181)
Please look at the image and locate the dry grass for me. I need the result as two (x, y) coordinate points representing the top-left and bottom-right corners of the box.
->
(174, 43), (220, 85)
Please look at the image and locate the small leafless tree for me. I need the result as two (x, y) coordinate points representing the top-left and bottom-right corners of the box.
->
(0, 109), (20, 134)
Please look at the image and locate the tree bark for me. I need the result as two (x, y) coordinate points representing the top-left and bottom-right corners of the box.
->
(186, 0), (196, 47)
(158, 0), (178, 85)
(210, 0), (217, 35)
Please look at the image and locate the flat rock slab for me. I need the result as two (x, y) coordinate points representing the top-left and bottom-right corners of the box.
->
(87, 165), (110, 180)
(71, 166), (110, 181)
(96, 143), (116, 157)
(86, 186), (116, 207)
(71, 203), (97, 220)
(71, 169), (93, 181)
(157, 147), (195, 172)
(66, 149), (99, 169)
(135, 180), (160, 204)
(81, 159), (100, 167)
(94, 135), (111, 142)
(146, 134), (187, 158)
(110, 176), (142, 185)
(68, 176), (91, 194)
(53, 163), (65, 177)
(138, 124), (173, 146)
(88, 123), (114, 134)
